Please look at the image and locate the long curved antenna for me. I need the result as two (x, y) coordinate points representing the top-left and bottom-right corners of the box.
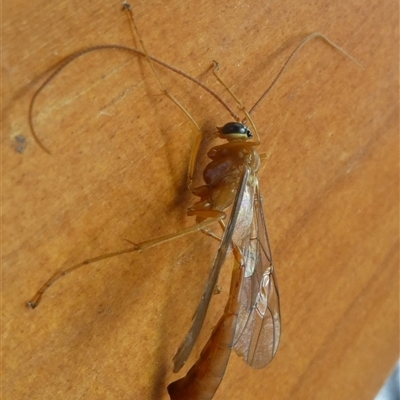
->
(29, 45), (240, 153)
(249, 32), (362, 115)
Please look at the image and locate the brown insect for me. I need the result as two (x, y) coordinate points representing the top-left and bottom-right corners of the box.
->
(28, 4), (360, 399)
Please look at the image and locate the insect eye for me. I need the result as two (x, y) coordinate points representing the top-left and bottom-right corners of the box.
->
(219, 122), (253, 138)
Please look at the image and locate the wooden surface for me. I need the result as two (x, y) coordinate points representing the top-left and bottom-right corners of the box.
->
(3, 1), (398, 399)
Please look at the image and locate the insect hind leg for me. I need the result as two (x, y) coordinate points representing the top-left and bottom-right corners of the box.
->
(27, 215), (225, 309)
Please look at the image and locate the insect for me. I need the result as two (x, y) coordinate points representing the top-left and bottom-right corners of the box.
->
(28, 3), (360, 399)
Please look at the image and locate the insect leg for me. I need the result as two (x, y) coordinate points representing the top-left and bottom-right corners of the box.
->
(28, 215), (225, 309)
(200, 229), (222, 242)
(123, 3), (207, 193)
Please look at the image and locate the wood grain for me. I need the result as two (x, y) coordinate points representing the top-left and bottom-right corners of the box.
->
(3, 1), (398, 399)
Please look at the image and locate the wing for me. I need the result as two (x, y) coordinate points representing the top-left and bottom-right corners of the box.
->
(233, 181), (281, 368)
(173, 167), (252, 373)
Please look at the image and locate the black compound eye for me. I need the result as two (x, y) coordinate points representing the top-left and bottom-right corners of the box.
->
(219, 122), (252, 138)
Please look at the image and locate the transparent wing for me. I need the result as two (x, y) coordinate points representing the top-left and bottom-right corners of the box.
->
(233, 182), (281, 369)
(173, 167), (252, 373)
